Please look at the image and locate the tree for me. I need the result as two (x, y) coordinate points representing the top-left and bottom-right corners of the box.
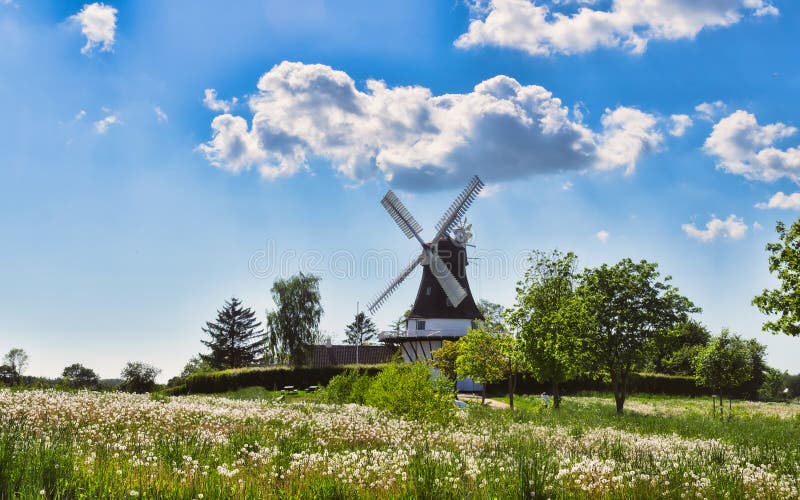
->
(759, 367), (789, 401)
(740, 338), (767, 400)
(577, 258), (699, 413)
(753, 220), (800, 337)
(455, 325), (512, 404)
(647, 320), (711, 374)
(3, 348), (28, 383)
(694, 329), (752, 417)
(344, 312), (378, 345)
(266, 273), (323, 367)
(201, 297), (265, 370)
(507, 250), (588, 409)
(121, 361), (161, 393)
(0, 365), (15, 385)
(477, 299), (506, 330)
(431, 339), (461, 393)
(180, 355), (213, 379)
(389, 306), (412, 333)
(62, 363), (99, 389)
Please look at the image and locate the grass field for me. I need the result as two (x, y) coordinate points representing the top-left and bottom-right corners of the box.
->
(2, 389), (799, 498)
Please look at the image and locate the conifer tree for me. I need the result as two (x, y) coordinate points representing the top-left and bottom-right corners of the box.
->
(344, 312), (378, 345)
(201, 297), (265, 369)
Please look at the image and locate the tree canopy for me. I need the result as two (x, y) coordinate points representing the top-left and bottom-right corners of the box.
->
(121, 361), (161, 393)
(201, 297), (264, 370)
(266, 273), (323, 367)
(694, 329), (753, 416)
(62, 363), (99, 389)
(577, 258), (699, 413)
(477, 299), (506, 331)
(455, 325), (519, 404)
(753, 219), (800, 336)
(344, 312), (378, 345)
(3, 348), (28, 382)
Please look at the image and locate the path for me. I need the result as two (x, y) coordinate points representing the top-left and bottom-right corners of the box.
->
(457, 393), (510, 409)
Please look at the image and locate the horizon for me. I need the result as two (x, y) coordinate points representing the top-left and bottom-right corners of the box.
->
(2, 0), (800, 382)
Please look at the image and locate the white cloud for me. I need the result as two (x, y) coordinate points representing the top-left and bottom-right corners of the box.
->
(704, 110), (800, 183)
(455, 0), (777, 57)
(695, 100), (727, 122)
(596, 230), (610, 243)
(478, 183), (505, 198)
(93, 113), (119, 134)
(73, 110), (87, 122)
(562, 180), (573, 190)
(199, 62), (664, 188)
(70, 3), (118, 55)
(203, 89), (238, 113)
(681, 214), (748, 242)
(753, 221), (764, 231)
(669, 114), (693, 137)
(755, 191), (800, 210)
(154, 106), (168, 123)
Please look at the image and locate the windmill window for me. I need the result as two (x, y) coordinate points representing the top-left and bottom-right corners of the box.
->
(425, 287), (431, 296)
(416, 320), (426, 331)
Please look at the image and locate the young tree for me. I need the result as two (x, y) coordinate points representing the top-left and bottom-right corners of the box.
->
(455, 325), (511, 404)
(201, 297), (265, 370)
(62, 363), (100, 389)
(578, 258), (699, 414)
(266, 273), (323, 367)
(753, 220), (800, 337)
(507, 250), (588, 409)
(694, 329), (753, 417)
(389, 306), (412, 333)
(344, 312), (378, 345)
(180, 355), (213, 378)
(647, 320), (711, 374)
(477, 299), (506, 330)
(121, 361), (161, 393)
(431, 339), (461, 393)
(759, 367), (789, 401)
(3, 348), (29, 383)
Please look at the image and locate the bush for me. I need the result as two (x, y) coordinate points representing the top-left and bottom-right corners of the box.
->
(489, 372), (710, 397)
(365, 362), (454, 424)
(317, 369), (374, 404)
(184, 365), (385, 394)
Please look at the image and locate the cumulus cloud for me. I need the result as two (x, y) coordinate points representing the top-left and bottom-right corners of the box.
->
(70, 3), (117, 55)
(755, 192), (800, 210)
(478, 183), (505, 198)
(154, 106), (168, 123)
(562, 180), (573, 190)
(703, 110), (800, 183)
(681, 214), (748, 242)
(695, 100), (727, 122)
(203, 89), (238, 113)
(753, 221), (764, 231)
(93, 113), (119, 134)
(669, 114), (693, 137)
(455, 0), (777, 57)
(198, 61), (663, 189)
(596, 230), (610, 243)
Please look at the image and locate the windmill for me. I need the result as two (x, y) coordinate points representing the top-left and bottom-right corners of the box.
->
(369, 175), (485, 382)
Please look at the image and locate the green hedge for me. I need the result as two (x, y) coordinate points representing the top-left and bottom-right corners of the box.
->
(184, 365), (386, 394)
(488, 372), (710, 397)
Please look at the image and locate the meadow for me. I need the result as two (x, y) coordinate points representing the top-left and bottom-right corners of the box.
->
(1, 389), (799, 499)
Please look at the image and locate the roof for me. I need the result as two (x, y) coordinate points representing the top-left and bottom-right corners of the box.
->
(310, 344), (398, 368)
(408, 236), (484, 320)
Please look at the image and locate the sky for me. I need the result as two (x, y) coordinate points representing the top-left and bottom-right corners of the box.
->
(1, 0), (800, 381)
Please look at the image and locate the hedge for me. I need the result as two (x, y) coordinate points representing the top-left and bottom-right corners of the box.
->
(487, 372), (711, 397)
(184, 365), (386, 394)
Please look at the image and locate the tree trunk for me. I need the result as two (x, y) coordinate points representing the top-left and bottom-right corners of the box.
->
(508, 373), (515, 410)
(481, 383), (486, 404)
(552, 380), (561, 409)
(612, 376), (626, 414)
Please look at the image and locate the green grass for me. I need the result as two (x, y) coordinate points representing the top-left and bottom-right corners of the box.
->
(211, 385), (316, 402)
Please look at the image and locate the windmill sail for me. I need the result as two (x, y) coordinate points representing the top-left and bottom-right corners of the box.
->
(432, 176), (484, 242)
(367, 252), (425, 314)
(428, 250), (468, 307)
(381, 190), (423, 241)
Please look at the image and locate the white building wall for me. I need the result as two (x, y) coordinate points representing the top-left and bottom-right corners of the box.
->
(406, 318), (473, 336)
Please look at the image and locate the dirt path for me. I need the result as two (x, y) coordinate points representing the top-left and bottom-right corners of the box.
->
(457, 393), (510, 409)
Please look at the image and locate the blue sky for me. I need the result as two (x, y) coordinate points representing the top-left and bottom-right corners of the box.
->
(1, 0), (799, 380)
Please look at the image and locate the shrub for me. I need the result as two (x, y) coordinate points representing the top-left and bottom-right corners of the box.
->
(184, 365), (385, 394)
(317, 369), (374, 404)
(365, 362), (454, 424)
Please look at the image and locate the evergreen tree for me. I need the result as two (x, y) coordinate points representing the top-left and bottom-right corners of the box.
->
(201, 297), (265, 369)
(344, 312), (378, 345)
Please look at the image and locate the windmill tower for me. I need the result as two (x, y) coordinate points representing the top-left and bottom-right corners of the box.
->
(368, 176), (485, 388)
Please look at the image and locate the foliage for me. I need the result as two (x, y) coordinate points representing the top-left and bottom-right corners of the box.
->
(120, 361), (161, 393)
(344, 312), (378, 345)
(2, 348), (28, 383)
(455, 325), (518, 403)
(266, 273), (323, 367)
(318, 369), (374, 404)
(646, 320), (711, 374)
(365, 362), (454, 423)
(753, 219), (800, 336)
(740, 338), (768, 400)
(200, 297), (264, 370)
(577, 258), (699, 413)
(181, 355), (213, 379)
(662, 344), (706, 376)
(184, 365), (385, 394)
(0, 365), (14, 386)
(477, 299), (506, 330)
(694, 329), (752, 416)
(759, 367), (789, 401)
(61, 363), (99, 389)
(430, 340), (460, 389)
(389, 307), (412, 333)
(489, 372), (709, 397)
(507, 249), (588, 409)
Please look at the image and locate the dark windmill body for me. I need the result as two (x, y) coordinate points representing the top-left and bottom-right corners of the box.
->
(367, 176), (486, 391)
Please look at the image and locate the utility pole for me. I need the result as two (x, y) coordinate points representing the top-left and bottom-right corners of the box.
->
(356, 301), (360, 368)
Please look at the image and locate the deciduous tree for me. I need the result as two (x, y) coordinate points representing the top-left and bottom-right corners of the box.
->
(62, 363), (99, 389)
(266, 273), (323, 367)
(753, 220), (800, 337)
(694, 329), (752, 417)
(121, 361), (161, 394)
(3, 348), (28, 383)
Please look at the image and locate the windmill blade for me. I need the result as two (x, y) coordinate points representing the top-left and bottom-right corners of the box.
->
(381, 190), (424, 242)
(428, 250), (468, 308)
(433, 175), (484, 243)
(367, 252), (425, 314)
